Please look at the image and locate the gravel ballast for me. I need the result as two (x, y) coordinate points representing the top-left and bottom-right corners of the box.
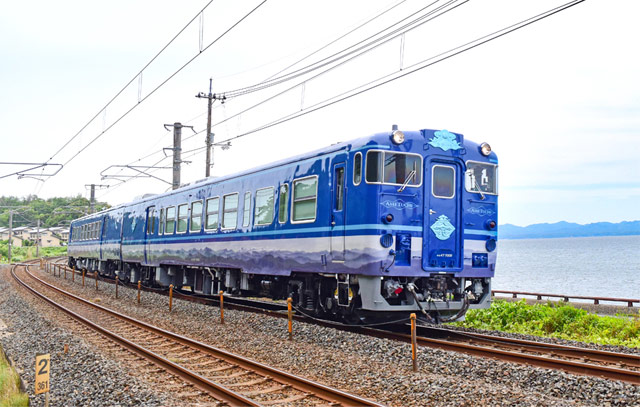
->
(0, 265), (169, 407)
(4, 263), (640, 406)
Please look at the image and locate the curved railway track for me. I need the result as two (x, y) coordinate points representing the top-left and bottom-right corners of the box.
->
(45, 259), (639, 385)
(12, 261), (385, 407)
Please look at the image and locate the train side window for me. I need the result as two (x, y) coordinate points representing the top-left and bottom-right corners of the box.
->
(242, 192), (251, 228)
(432, 165), (455, 199)
(353, 152), (362, 185)
(292, 176), (318, 223)
(190, 201), (203, 232)
(255, 187), (274, 226)
(205, 197), (219, 231)
(335, 167), (344, 211)
(165, 206), (176, 234)
(278, 184), (289, 224)
(159, 209), (165, 235)
(365, 151), (382, 183)
(222, 193), (239, 230)
(177, 204), (188, 233)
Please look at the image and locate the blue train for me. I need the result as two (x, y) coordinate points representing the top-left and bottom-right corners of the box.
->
(68, 127), (498, 322)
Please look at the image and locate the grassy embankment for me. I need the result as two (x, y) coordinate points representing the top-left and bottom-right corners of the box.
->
(0, 348), (28, 407)
(452, 299), (640, 348)
(0, 242), (67, 264)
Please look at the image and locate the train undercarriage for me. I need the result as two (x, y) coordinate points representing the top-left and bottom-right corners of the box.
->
(69, 257), (491, 323)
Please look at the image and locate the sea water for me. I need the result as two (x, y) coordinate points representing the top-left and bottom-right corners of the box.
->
(493, 235), (640, 300)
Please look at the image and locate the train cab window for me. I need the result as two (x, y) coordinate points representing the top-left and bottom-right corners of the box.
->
(465, 161), (498, 195)
(205, 197), (219, 231)
(366, 150), (422, 187)
(222, 193), (239, 230)
(353, 152), (362, 185)
(254, 187), (274, 226)
(165, 206), (176, 234)
(242, 192), (251, 228)
(177, 204), (188, 233)
(278, 184), (289, 224)
(190, 201), (203, 232)
(292, 176), (318, 223)
(432, 165), (455, 199)
(335, 167), (344, 211)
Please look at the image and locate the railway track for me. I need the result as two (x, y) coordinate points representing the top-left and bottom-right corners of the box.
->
(44, 259), (640, 385)
(12, 261), (385, 406)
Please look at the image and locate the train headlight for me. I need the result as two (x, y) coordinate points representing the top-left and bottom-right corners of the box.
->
(480, 142), (492, 156)
(391, 130), (405, 145)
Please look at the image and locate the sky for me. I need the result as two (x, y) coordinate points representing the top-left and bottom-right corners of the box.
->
(0, 0), (638, 227)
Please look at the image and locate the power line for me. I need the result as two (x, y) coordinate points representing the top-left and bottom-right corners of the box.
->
(211, 0), (586, 146)
(46, 0), (269, 176)
(46, 0), (216, 165)
(221, 0), (458, 98)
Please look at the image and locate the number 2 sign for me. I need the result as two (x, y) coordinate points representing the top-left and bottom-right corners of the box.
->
(35, 353), (50, 395)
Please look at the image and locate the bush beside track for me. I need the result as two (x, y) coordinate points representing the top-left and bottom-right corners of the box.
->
(0, 243), (66, 264)
(451, 299), (640, 348)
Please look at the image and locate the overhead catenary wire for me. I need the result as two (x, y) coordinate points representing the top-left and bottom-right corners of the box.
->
(208, 0), (587, 147)
(46, 0), (216, 165)
(209, 0), (466, 131)
(45, 0), (269, 177)
(221, 0), (458, 98)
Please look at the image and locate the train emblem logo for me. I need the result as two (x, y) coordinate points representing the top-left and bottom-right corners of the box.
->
(428, 129), (462, 151)
(430, 215), (456, 240)
(381, 200), (418, 210)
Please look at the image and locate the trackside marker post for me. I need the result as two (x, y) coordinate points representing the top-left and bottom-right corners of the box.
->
(169, 284), (174, 312)
(138, 280), (141, 304)
(115, 275), (119, 299)
(95, 272), (98, 291)
(410, 313), (417, 372)
(287, 297), (293, 340)
(82, 270), (85, 287)
(35, 353), (50, 406)
(72, 267), (75, 282)
(219, 291), (224, 324)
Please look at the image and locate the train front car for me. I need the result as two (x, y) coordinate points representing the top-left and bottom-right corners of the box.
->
(345, 128), (497, 323)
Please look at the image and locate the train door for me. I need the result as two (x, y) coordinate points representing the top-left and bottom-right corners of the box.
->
(330, 162), (346, 262)
(144, 206), (155, 265)
(423, 158), (463, 271)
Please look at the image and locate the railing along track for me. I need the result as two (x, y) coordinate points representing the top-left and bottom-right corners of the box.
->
(12, 262), (385, 406)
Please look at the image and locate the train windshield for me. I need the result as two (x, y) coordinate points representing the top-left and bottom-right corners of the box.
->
(366, 151), (422, 187)
(465, 161), (498, 195)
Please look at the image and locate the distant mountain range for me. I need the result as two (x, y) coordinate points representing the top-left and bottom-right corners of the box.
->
(498, 221), (640, 239)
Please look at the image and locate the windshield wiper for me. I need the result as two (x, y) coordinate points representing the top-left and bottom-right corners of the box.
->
(397, 169), (416, 192)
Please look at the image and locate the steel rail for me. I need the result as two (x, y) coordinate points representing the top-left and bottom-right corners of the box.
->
(20, 263), (386, 407)
(47, 260), (639, 384)
(12, 263), (259, 407)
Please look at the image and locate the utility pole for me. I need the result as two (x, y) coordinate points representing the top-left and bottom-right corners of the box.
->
(85, 184), (109, 213)
(7, 210), (12, 263)
(164, 123), (195, 190)
(196, 79), (225, 178)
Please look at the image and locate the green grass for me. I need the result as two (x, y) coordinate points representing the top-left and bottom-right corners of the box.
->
(0, 349), (29, 407)
(0, 242), (67, 263)
(451, 299), (640, 348)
